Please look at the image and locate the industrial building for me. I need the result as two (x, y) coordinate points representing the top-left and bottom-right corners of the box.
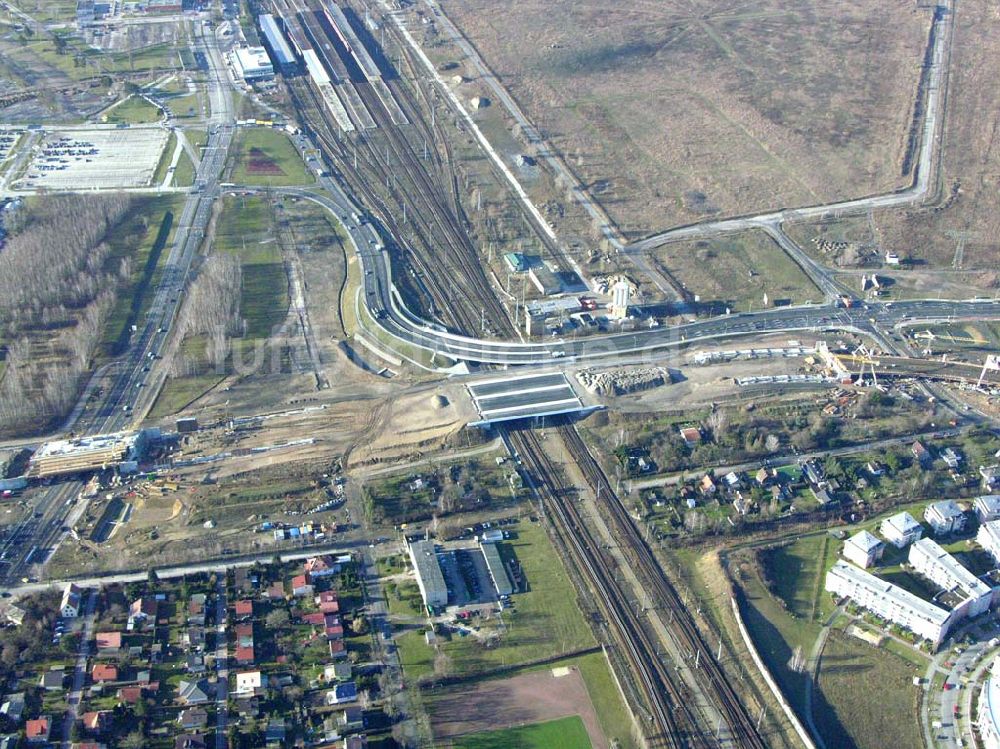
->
(528, 265), (561, 296)
(825, 560), (952, 649)
(27, 429), (158, 479)
(480, 542), (513, 598)
(908, 538), (993, 619)
(230, 47), (274, 82)
(879, 511), (923, 548)
(979, 520), (1000, 565)
(842, 530), (884, 569)
(259, 14), (296, 73)
(924, 499), (966, 536)
(980, 658), (1000, 749)
(408, 540), (447, 610)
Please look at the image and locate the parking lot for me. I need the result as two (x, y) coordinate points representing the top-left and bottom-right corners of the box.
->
(0, 130), (21, 162)
(14, 126), (170, 190)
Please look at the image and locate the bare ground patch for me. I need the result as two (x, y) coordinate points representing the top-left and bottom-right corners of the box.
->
(429, 666), (608, 749)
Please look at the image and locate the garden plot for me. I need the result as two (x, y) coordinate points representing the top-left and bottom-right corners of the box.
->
(15, 126), (169, 190)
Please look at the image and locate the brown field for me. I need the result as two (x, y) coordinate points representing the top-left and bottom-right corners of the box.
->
(435, 0), (930, 239)
(429, 666), (607, 749)
(784, 0), (1000, 281)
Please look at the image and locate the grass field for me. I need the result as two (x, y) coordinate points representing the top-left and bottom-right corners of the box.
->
(814, 634), (921, 749)
(652, 229), (821, 310)
(452, 716), (591, 749)
(103, 95), (163, 125)
(151, 130), (177, 186)
(214, 195), (289, 339)
(230, 128), (312, 187)
(173, 149), (195, 187)
(436, 0), (929, 238)
(759, 534), (839, 623)
(146, 372), (223, 420)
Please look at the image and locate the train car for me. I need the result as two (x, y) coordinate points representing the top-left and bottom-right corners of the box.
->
(323, 1), (380, 80)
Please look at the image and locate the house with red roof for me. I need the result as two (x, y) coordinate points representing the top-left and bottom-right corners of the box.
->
(81, 710), (110, 734)
(291, 575), (313, 597)
(316, 591), (339, 614)
(92, 664), (118, 683)
(234, 600), (253, 620)
(26, 716), (51, 743)
(95, 631), (122, 655)
(304, 555), (338, 578)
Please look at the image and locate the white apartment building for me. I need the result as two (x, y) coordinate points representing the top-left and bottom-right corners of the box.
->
(979, 520), (1000, 565)
(825, 561), (952, 649)
(976, 496), (1000, 524)
(980, 658), (1000, 749)
(924, 500), (966, 536)
(880, 511), (923, 549)
(843, 530), (884, 569)
(908, 538), (993, 619)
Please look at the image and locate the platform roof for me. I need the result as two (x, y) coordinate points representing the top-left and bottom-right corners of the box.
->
(467, 371), (585, 425)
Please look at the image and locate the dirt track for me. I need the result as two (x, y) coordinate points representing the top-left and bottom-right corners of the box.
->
(429, 666), (608, 748)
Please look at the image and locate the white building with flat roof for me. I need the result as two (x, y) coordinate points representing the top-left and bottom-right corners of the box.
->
(909, 538), (993, 619)
(880, 511), (923, 549)
(842, 530), (884, 569)
(979, 658), (1000, 749)
(408, 540), (447, 609)
(979, 520), (1000, 566)
(924, 500), (966, 536)
(977, 496), (1000, 523)
(825, 560), (952, 649)
(231, 46), (274, 81)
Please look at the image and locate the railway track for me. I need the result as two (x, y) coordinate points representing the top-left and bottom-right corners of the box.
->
(506, 426), (713, 749)
(289, 3), (514, 337)
(558, 424), (769, 749)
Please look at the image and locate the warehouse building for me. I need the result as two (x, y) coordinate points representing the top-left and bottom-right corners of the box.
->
(825, 560), (952, 649)
(908, 538), (993, 619)
(230, 47), (274, 82)
(480, 542), (513, 598)
(259, 14), (297, 74)
(408, 540), (447, 610)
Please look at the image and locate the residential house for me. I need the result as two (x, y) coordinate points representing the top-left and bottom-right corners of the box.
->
(732, 494), (750, 516)
(305, 555), (339, 578)
(186, 654), (205, 675)
(234, 645), (255, 665)
(291, 574), (313, 597)
(177, 680), (210, 706)
(265, 719), (287, 745)
(95, 632), (122, 656)
(982, 465), (1000, 492)
(266, 582), (285, 601)
(234, 623), (255, 665)
(344, 736), (368, 749)
(61, 584), (83, 618)
(866, 461), (886, 477)
(912, 440), (932, 467)
(326, 682), (358, 705)
(81, 711), (110, 734)
(233, 567), (256, 592)
(71, 742), (107, 749)
(925, 500), (966, 536)
(0, 692), (24, 724)
(339, 706), (364, 732)
(116, 685), (156, 705)
(329, 639), (347, 659)
(177, 708), (208, 731)
(324, 663), (352, 682)
(755, 467), (776, 486)
(679, 426), (702, 447)
(174, 735), (207, 749)
(234, 600), (253, 620)
(976, 496), (1000, 523)
(802, 460), (825, 487)
(184, 626), (205, 652)
(4, 605), (26, 626)
(942, 448), (963, 470)
(843, 531), (885, 569)
(187, 595), (206, 627)
(25, 717), (50, 744)
(811, 486), (833, 506)
(880, 511), (923, 549)
(91, 664), (118, 683)
(722, 472), (742, 490)
(128, 597), (158, 630)
(699, 475), (716, 495)
(317, 591), (339, 614)
(325, 614), (344, 641)
(40, 668), (65, 691)
(234, 671), (267, 697)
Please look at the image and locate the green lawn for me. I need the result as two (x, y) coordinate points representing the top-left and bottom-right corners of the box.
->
(214, 195), (289, 339)
(230, 127), (313, 186)
(759, 533), (839, 623)
(814, 634), (921, 749)
(173, 149), (195, 187)
(453, 716), (592, 749)
(395, 630), (435, 681)
(150, 130), (177, 186)
(146, 373), (223, 420)
(103, 95), (163, 125)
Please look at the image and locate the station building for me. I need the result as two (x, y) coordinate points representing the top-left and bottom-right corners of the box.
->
(230, 47), (274, 82)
